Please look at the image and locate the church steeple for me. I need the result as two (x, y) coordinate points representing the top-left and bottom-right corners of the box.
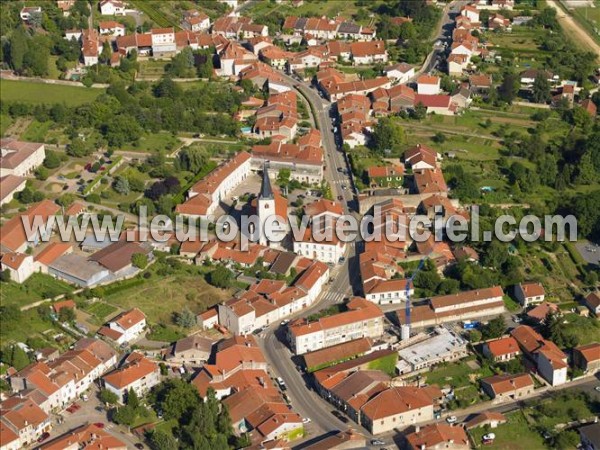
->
(259, 163), (274, 200)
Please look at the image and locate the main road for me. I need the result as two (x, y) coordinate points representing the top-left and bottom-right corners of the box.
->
(259, 2), (466, 439)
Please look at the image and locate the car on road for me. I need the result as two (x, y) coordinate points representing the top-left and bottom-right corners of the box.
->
(595, 386), (600, 392)
(280, 319), (289, 326)
(337, 195), (343, 201)
(513, 316), (522, 323)
(37, 432), (50, 443)
(371, 439), (385, 445)
(93, 423), (105, 429)
(302, 417), (311, 424)
(331, 410), (349, 423)
(276, 377), (287, 390)
(337, 167), (343, 172)
(446, 415), (457, 423)
(134, 444), (145, 449)
(482, 433), (495, 441)
(338, 256), (345, 263)
(341, 184), (347, 190)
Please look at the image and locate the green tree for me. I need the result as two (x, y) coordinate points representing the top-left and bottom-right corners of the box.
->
(112, 405), (136, 426)
(277, 168), (291, 186)
(126, 387), (140, 409)
(113, 176), (130, 195)
(9, 27), (28, 72)
(532, 73), (551, 104)
(498, 72), (519, 104)
(99, 388), (119, 405)
(149, 431), (178, 450)
(175, 309), (196, 328)
(1, 344), (30, 370)
(207, 265), (233, 288)
(100, 41), (112, 64)
(482, 316), (506, 340)
(131, 253), (148, 269)
(371, 117), (406, 153)
(576, 152), (596, 185)
(58, 307), (76, 323)
(153, 379), (202, 421)
(177, 145), (208, 173)
(43, 150), (61, 169)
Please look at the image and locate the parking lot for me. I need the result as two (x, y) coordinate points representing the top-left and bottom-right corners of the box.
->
(575, 241), (600, 266)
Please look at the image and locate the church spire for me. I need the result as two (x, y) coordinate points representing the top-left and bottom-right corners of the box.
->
(259, 163), (274, 200)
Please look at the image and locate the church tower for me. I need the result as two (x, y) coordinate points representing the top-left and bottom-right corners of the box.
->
(257, 164), (275, 246)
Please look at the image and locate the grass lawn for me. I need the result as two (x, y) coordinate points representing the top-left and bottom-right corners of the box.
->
(0, 114), (13, 136)
(121, 132), (181, 153)
(559, 313), (600, 346)
(0, 273), (74, 307)
(503, 295), (520, 312)
(469, 410), (549, 449)
(367, 353), (398, 377)
(129, 0), (181, 28)
(0, 307), (70, 349)
(425, 357), (494, 389)
(83, 301), (118, 322)
(146, 323), (186, 342)
(0, 80), (104, 106)
(138, 59), (170, 78)
(21, 119), (53, 142)
(103, 260), (232, 325)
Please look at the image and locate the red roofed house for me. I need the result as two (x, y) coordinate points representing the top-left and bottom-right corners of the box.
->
(360, 386), (435, 434)
(99, 0), (125, 15)
(38, 423), (127, 450)
(483, 337), (520, 362)
(99, 21), (125, 36)
(572, 342), (600, 374)
(287, 297), (383, 354)
(581, 99), (597, 117)
(417, 75), (441, 95)
(0, 252), (34, 283)
(367, 164), (405, 188)
(1, 138), (45, 177)
(480, 373), (534, 401)
(98, 308), (146, 346)
(585, 291), (600, 316)
(34, 242), (73, 274)
(0, 397), (51, 450)
(102, 353), (160, 403)
(405, 423), (469, 450)
(51, 299), (76, 314)
(510, 325), (568, 386)
(515, 282), (545, 307)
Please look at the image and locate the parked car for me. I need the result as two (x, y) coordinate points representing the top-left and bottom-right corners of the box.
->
(482, 433), (495, 441)
(331, 410), (349, 423)
(446, 415), (457, 424)
(93, 423), (105, 429)
(37, 432), (50, 443)
(134, 444), (145, 449)
(302, 417), (311, 424)
(371, 439), (385, 445)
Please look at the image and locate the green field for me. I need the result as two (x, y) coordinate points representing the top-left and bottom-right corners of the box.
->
(0, 273), (74, 307)
(470, 410), (549, 449)
(0, 114), (13, 136)
(424, 358), (495, 389)
(367, 353), (398, 377)
(84, 301), (118, 322)
(0, 80), (104, 106)
(121, 132), (181, 153)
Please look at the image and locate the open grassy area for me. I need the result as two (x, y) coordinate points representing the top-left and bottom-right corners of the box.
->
(83, 301), (118, 322)
(367, 353), (398, 377)
(469, 410), (549, 449)
(248, 0), (371, 24)
(0, 80), (104, 106)
(0, 274), (74, 307)
(121, 132), (181, 153)
(102, 259), (232, 325)
(559, 313), (600, 346)
(1, 114), (14, 136)
(129, 0), (182, 28)
(424, 357), (495, 389)
(21, 119), (53, 142)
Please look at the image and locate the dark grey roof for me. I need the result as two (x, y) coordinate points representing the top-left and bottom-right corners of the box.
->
(338, 21), (361, 34)
(296, 17), (308, 29)
(271, 251), (297, 275)
(580, 422), (600, 447)
(259, 164), (274, 199)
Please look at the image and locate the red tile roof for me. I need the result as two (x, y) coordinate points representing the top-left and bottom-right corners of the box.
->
(485, 337), (520, 358)
(102, 353), (157, 389)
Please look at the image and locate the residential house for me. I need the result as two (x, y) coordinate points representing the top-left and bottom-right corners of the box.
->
(98, 308), (146, 346)
(0, 253), (35, 283)
(414, 94), (457, 116)
(99, 0), (126, 16)
(465, 411), (507, 430)
(287, 297), (384, 354)
(302, 430), (367, 450)
(488, 13), (511, 30)
(0, 200), (59, 253)
(515, 282), (545, 307)
(417, 75), (441, 95)
(585, 292), (600, 316)
(99, 21), (125, 36)
(582, 98), (598, 117)
(460, 5), (480, 23)
(483, 337), (520, 362)
(0, 397), (51, 450)
(469, 73), (493, 92)
(481, 373), (534, 401)
(1, 139), (45, 177)
(38, 423), (127, 450)
(526, 301), (559, 323)
(350, 41), (388, 65)
(20, 6), (42, 22)
(447, 53), (469, 76)
(360, 386), (435, 435)
(384, 63), (414, 84)
(404, 144), (438, 170)
(167, 336), (214, 367)
(367, 165), (405, 188)
(572, 343), (600, 374)
(57, 1), (75, 16)
(405, 423), (470, 450)
(0, 175), (27, 206)
(182, 12), (210, 32)
(102, 353), (160, 403)
(197, 308), (219, 330)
